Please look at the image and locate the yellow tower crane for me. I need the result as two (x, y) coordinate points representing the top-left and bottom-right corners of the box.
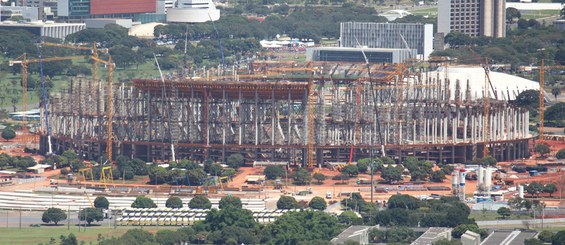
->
(468, 47), (498, 157)
(9, 55), (83, 127)
(538, 61), (565, 138)
(90, 55), (115, 161)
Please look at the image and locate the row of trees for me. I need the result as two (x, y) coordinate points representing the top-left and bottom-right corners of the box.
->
(42, 196), (108, 225)
(340, 193), (476, 228)
(435, 27), (565, 69)
(0, 153), (37, 170)
(95, 194), (341, 245)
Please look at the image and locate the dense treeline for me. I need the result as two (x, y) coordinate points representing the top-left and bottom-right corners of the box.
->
(97, 196), (343, 245)
(433, 27), (565, 68)
(341, 193), (476, 228)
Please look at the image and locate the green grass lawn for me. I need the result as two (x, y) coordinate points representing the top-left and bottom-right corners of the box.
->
(521, 10), (560, 20)
(0, 226), (173, 245)
(410, 6), (438, 16)
(0, 58), (173, 110)
(470, 211), (533, 221)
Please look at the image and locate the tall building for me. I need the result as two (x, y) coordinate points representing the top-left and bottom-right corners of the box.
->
(58, 0), (90, 18)
(437, 0), (505, 37)
(340, 22), (434, 60)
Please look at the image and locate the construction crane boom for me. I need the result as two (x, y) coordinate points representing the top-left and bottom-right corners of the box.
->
(9, 55), (83, 127)
(306, 63), (316, 168)
(538, 61), (565, 137)
(467, 47), (497, 157)
(90, 55), (115, 161)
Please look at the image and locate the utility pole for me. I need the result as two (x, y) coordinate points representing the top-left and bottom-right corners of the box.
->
(19, 208), (21, 230)
(67, 203), (70, 230)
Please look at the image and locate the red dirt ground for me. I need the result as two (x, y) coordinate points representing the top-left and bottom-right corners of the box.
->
(2, 130), (565, 206)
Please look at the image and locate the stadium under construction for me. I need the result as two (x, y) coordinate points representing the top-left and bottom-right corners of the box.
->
(39, 61), (536, 165)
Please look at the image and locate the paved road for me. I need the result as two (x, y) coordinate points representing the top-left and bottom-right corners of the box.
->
(478, 217), (565, 227)
(0, 210), (117, 228)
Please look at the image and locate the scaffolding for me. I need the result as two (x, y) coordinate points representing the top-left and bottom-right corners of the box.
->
(40, 62), (533, 165)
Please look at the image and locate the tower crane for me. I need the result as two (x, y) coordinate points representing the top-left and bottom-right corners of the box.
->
(538, 61), (565, 138)
(90, 55), (115, 161)
(9, 54), (83, 128)
(306, 63), (316, 168)
(468, 47), (498, 157)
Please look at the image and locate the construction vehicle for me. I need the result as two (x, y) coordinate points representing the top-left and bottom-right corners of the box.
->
(100, 165), (114, 188)
(78, 168), (94, 183)
(217, 176), (230, 190)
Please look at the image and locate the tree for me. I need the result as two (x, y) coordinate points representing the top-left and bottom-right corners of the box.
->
(342, 164), (359, 176)
(264, 165), (285, 180)
(430, 170), (446, 182)
(131, 196), (157, 208)
(42, 208), (67, 225)
(506, 7), (521, 23)
(544, 184), (557, 197)
(552, 230), (565, 245)
(148, 166), (169, 184)
(497, 207), (511, 219)
(208, 163), (223, 176)
(155, 230), (184, 245)
(538, 230), (554, 243)
(444, 32), (471, 47)
(513, 89), (539, 110)
(293, 168), (312, 185)
(308, 196), (327, 210)
(338, 210), (363, 225)
(1, 127), (16, 141)
(526, 182), (544, 197)
(525, 238), (545, 245)
(388, 194), (420, 210)
(479, 156), (497, 166)
(535, 144), (550, 158)
(277, 196), (298, 209)
(186, 168), (207, 185)
(219, 195), (242, 209)
(545, 102), (565, 122)
(267, 210), (342, 244)
(381, 166), (402, 184)
(452, 224), (481, 238)
(94, 196), (109, 209)
(552, 87), (561, 99)
(78, 208), (103, 225)
(60, 233), (78, 245)
(166, 196), (183, 208)
(557, 149), (565, 159)
(227, 153), (245, 169)
(189, 195), (212, 209)
(356, 158), (369, 173)
(313, 172), (326, 184)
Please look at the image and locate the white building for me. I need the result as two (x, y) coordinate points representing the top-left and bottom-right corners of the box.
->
(340, 22), (434, 60)
(306, 47), (417, 64)
(438, 0), (505, 37)
(84, 18), (132, 28)
(0, 21), (85, 39)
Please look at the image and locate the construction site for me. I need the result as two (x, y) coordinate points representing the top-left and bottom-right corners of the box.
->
(39, 60), (534, 166)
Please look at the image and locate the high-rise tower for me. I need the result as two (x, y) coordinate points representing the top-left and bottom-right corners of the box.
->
(438, 0), (505, 37)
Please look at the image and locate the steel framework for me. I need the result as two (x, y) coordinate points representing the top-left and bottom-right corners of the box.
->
(40, 62), (532, 165)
